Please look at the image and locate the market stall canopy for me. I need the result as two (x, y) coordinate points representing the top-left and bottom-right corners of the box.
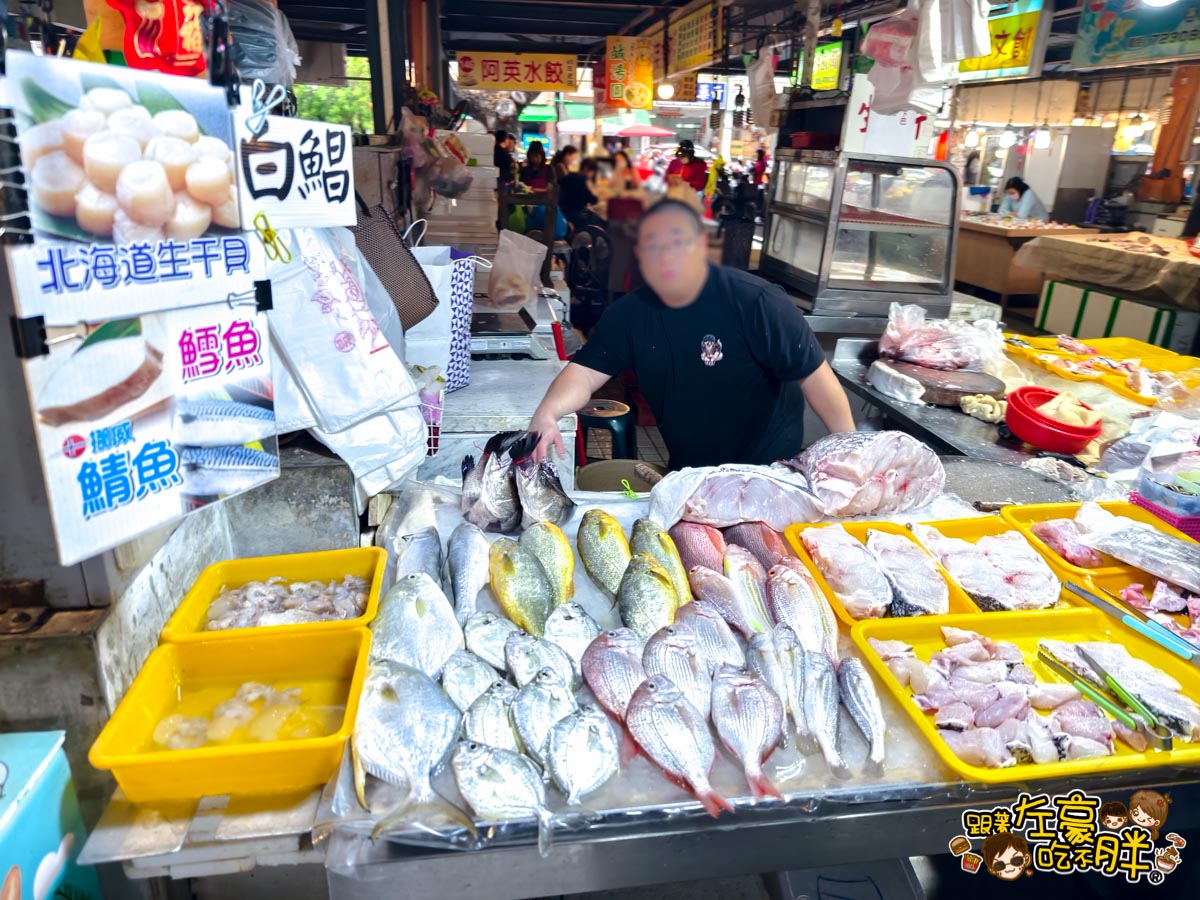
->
(618, 123), (675, 137)
(557, 109), (652, 135)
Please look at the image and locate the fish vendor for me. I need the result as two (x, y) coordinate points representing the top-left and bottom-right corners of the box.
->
(530, 199), (855, 469)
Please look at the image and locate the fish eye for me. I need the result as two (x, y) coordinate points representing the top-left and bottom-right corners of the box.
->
(647, 681), (658, 691)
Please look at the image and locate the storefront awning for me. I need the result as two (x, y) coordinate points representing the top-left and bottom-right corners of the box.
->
(519, 105), (557, 122)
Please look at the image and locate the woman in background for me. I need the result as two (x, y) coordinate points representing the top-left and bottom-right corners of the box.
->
(520, 141), (552, 190)
(612, 150), (641, 190)
(997, 176), (1048, 221)
(559, 158), (603, 230)
(552, 146), (579, 181)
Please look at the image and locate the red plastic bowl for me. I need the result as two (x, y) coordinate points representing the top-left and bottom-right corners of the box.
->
(1007, 386), (1102, 437)
(1005, 386), (1102, 453)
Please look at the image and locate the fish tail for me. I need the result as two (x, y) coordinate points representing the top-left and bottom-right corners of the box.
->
(508, 431), (539, 465)
(370, 790), (478, 842)
(824, 747), (852, 780)
(746, 767), (782, 800)
(461, 455), (476, 480)
(351, 735), (368, 810)
(695, 782), (735, 818)
(536, 805), (555, 858)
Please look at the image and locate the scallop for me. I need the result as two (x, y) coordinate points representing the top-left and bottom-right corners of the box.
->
(116, 160), (176, 227)
(31, 151), (85, 217)
(211, 185), (242, 229)
(83, 131), (142, 194)
(193, 135), (233, 162)
(107, 105), (159, 150)
(113, 209), (165, 244)
(19, 121), (63, 168)
(185, 156), (232, 206)
(79, 87), (133, 117)
(153, 109), (199, 143)
(144, 136), (196, 192)
(74, 182), (119, 236)
(166, 192), (212, 240)
(59, 109), (108, 165)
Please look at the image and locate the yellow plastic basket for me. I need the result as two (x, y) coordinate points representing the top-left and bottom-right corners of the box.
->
(160, 547), (386, 643)
(89, 629), (370, 802)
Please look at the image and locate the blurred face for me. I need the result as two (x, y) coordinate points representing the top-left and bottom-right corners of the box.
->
(565, 150), (578, 170)
(636, 209), (708, 305)
(1007, 189), (1020, 200)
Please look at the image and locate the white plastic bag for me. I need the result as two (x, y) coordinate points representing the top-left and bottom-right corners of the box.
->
(487, 230), (547, 309)
(269, 338), (318, 433)
(878, 302), (1003, 372)
(405, 246), (455, 374)
(746, 50), (779, 121)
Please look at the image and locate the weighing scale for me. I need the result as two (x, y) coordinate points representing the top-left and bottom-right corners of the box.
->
(469, 292), (574, 359)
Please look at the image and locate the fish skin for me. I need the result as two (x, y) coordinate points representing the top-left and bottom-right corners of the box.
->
(803, 650), (850, 779)
(505, 631), (576, 689)
(180, 446), (277, 495)
(546, 705), (620, 804)
(669, 522), (727, 573)
(447, 523), (490, 624)
(625, 675), (733, 819)
(723, 523), (788, 571)
(173, 398), (275, 448)
(370, 573), (463, 678)
(467, 432), (523, 533)
(643, 623), (714, 719)
(464, 611), (521, 670)
(783, 629), (817, 753)
(631, 518), (693, 607)
(463, 680), (521, 753)
(581, 628), (646, 722)
(711, 664), (784, 799)
(510, 432), (577, 526)
(723, 546), (774, 635)
(618, 552), (680, 641)
(519, 522), (575, 609)
(451, 741), (555, 856)
(543, 602), (601, 679)
(351, 661), (475, 839)
(511, 667), (579, 767)
(489, 537), (554, 636)
(765, 564), (839, 662)
(837, 657), (887, 774)
(578, 510), (632, 600)
(865, 530), (949, 617)
(461, 455), (483, 514)
(674, 600), (746, 673)
(395, 526), (444, 587)
(747, 628), (796, 750)
(441, 650), (499, 712)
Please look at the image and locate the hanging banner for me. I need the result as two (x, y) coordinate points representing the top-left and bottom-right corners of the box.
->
(105, 0), (207, 76)
(21, 303), (276, 566)
(958, 0), (1048, 82)
(455, 52), (578, 92)
(1071, 0), (1200, 68)
(668, 2), (724, 76)
(843, 75), (932, 158)
(605, 37), (654, 110)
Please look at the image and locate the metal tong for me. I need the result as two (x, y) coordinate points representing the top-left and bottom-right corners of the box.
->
(1066, 581), (1200, 666)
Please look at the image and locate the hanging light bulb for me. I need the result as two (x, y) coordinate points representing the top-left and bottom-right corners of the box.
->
(657, 82), (675, 100)
(999, 126), (1017, 148)
(1034, 128), (1051, 149)
(965, 128), (980, 148)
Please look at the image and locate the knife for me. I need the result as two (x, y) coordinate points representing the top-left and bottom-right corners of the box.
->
(1065, 582), (1200, 665)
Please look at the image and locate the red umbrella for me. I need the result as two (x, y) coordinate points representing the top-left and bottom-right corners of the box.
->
(618, 123), (675, 137)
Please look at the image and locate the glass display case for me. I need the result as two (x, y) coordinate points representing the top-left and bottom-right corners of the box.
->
(761, 151), (960, 317)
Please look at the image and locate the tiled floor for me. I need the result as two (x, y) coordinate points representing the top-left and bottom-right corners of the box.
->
(582, 424), (667, 467)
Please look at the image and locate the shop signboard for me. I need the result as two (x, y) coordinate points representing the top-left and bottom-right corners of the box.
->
(1071, 0), (1200, 68)
(105, 0), (207, 76)
(455, 51), (578, 92)
(695, 80), (727, 106)
(790, 43), (845, 91)
(605, 37), (654, 110)
(843, 75), (934, 158)
(668, 2), (724, 76)
(958, 0), (1048, 82)
(674, 73), (699, 103)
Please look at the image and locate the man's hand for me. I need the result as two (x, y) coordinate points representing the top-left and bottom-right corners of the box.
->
(528, 362), (613, 464)
(531, 413), (565, 463)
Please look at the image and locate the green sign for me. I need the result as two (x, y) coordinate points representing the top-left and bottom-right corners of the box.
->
(790, 43), (844, 91)
(1072, 0), (1200, 68)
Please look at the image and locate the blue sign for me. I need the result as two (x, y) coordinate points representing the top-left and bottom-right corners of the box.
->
(695, 81), (726, 105)
(1072, 0), (1200, 68)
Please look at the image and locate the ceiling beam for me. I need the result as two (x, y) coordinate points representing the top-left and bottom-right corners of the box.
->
(444, 38), (596, 54)
(443, 1), (636, 22)
(442, 16), (619, 36)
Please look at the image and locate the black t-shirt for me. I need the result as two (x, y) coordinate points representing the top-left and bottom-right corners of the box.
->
(572, 265), (824, 469)
(558, 172), (598, 215)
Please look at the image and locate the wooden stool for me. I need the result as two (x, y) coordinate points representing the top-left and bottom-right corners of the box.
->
(578, 399), (637, 462)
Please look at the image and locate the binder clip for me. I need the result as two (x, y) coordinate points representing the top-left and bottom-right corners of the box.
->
(226, 280), (273, 313)
(10, 313), (47, 358)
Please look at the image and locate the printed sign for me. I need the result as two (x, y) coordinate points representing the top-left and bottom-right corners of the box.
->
(674, 73), (699, 103)
(105, 0), (207, 76)
(791, 43), (845, 91)
(606, 37), (654, 110)
(843, 75), (933, 157)
(696, 80), (727, 106)
(22, 303), (276, 565)
(1071, 0), (1200, 68)
(668, 2), (724, 75)
(959, 0), (1047, 82)
(456, 52), (578, 92)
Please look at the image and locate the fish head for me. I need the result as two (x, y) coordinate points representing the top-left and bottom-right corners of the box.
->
(484, 680), (517, 700)
(634, 673), (684, 706)
(748, 631), (776, 654)
(714, 663), (756, 688)
(452, 739), (492, 773)
(558, 601), (587, 620)
(597, 627), (642, 652)
(772, 624), (800, 653)
(534, 666), (568, 688)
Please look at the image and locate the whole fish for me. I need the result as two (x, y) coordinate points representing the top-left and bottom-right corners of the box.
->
(711, 665), (784, 799)
(370, 574), (462, 678)
(581, 628), (646, 721)
(519, 521), (575, 609)
(463, 680), (521, 753)
(643, 623), (713, 719)
(803, 650), (849, 779)
(510, 432), (577, 526)
(747, 630), (794, 750)
(631, 518), (693, 606)
(674, 600), (745, 673)
(351, 661), (474, 838)
(447, 523), (490, 624)
(669, 522), (727, 572)
(505, 631), (576, 689)
(837, 657), (887, 774)
(511, 667), (578, 766)
(464, 611), (520, 670)
(489, 537), (554, 636)
(181, 446), (277, 496)
(395, 526), (444, 587)
(618, 552), (680, 641)
(688, 566), (764, 639)
(724, 546), (773, 635)
(546, 705), (620, 804)
(766, 564), (839, 662)
(451, 741), (555, 856)
(578, 509), (631, 601)
(780, 627), (816, 753)
(626, 675), (733, 818)
(441, 650), (499, 712)
(466, 432), (523, 533)
(173, 398), (275, 448)
(543, 602), (601, 678)
(724, 523), (788, 571)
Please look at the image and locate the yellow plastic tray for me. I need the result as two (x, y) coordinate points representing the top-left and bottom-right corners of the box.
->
(160, 547), (386, 643)
(851, 609), (1200, 784)
(999, 501), (1195, 582)
(1022, 336), (1177, 359)
(783, 522), (978, 626)
(1084, 567), (1194, 635)
(90, 629), (370, 802)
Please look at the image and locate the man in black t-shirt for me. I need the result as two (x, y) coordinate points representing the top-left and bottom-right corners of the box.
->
(530, 200), (855, 469)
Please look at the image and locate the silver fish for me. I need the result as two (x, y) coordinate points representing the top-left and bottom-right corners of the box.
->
(618, 552), (679, 641)
(395, 526), (444, 587)
(543, 602), (601, 678)
(674, 600), (745, 673)
(581, 628), (646, 722)
(510, 432), (577, 526)
(447, 523), (490, 625)
(511, 667), (578, 767)
(765, 564), (839, 662)
(467, 432), (523, 533)
(181, 445), (276, 496)
(747, 629), (793, 750)
(351, 661), (474, 838)
(451, 741), (555, 856)
(546, 705), (620, 804)
(643, 623), (713, 720)
(803, 650), (849, 779)
(784, 630), (816, 754)
(464, 612), (520, 670)
(463, 680), (521, 753)
(837, 657), (887, 774)
(711, 665), (784, 799)
(625, 675), (732, 819)
(370, 573), (462, 678)
(441, 650), (499, 713)
(723, 546), (773, 635)
(505, 631), (576, 689)
(687, 565), (763, 639)
(173, 398), (275, 448)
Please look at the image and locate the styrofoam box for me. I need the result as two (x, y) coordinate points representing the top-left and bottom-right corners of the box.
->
(439, 131), (494, 160)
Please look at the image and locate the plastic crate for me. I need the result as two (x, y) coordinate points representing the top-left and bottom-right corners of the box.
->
(1130, 491), (1200, 541)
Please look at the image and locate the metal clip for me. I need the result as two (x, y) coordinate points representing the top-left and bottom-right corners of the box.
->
(253, 212), (291, 263)
(246, 79), (286, 140)
(10, 314), (47, 358)
(226, 280), (273, 313)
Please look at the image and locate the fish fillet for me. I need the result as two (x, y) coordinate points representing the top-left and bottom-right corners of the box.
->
(39, 338), (163, 426)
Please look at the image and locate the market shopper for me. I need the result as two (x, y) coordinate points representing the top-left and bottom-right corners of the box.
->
(552, 145), (579, 180)
(559, 158), (603, 230)
(997, 176), (1048, 221)
(666, 139), (708, 193)
(529, 199), (855, 469)
(612, 150), (641, 190)
(520, 141), (552, 190)
(494, 130), (517, 185)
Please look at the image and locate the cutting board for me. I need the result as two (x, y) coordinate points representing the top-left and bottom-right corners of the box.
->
(884, 361), (1006, 406)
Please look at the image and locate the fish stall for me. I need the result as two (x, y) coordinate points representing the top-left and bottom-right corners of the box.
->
(74, 427), (1200, 895)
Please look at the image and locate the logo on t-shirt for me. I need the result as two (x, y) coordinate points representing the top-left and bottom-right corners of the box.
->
(700, 334), (724, 367)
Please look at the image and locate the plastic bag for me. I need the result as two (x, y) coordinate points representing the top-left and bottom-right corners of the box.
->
(405, 247), (456, 373)
(861, 10), (918, 66)
(228, 0), (301, 89)
(1074, 502), (1200, 594)
(432, 154), (473, 199)
(878, 302), (1003, 372)
(746, 49), (779, 120)
(487, 230), (546, 309)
